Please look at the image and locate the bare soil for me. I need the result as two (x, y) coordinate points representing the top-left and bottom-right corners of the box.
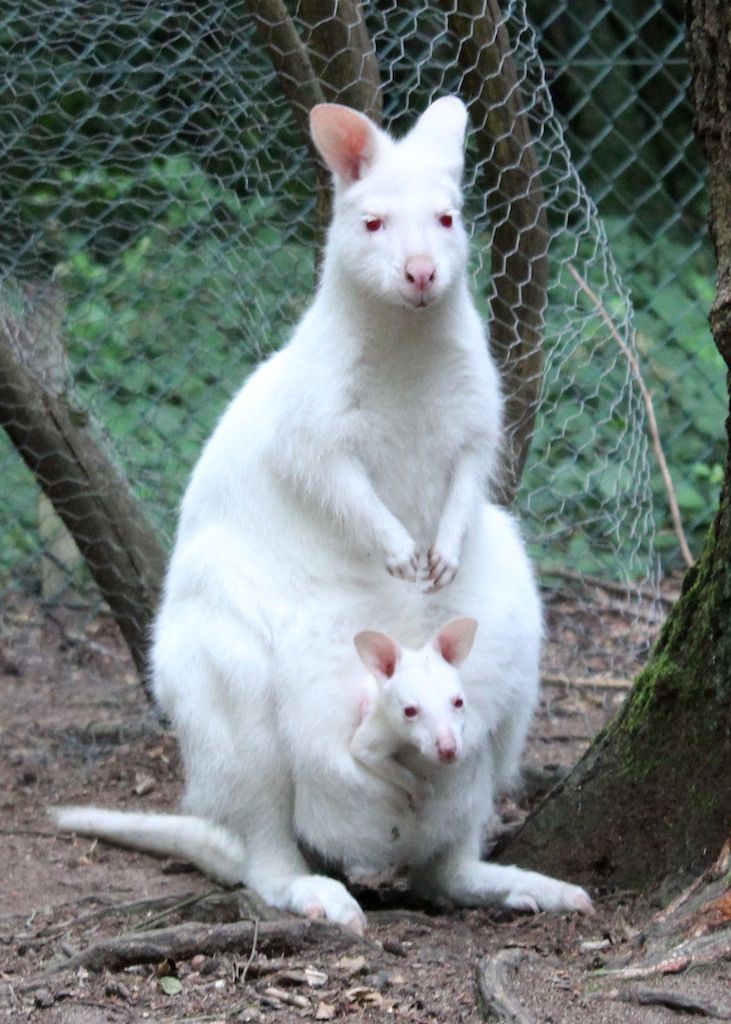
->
(1, 581), (729, 1023)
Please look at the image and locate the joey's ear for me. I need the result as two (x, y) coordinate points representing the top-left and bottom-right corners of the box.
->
(309, 104), (381, 184)
(434, 617), (478, 667)
(408, 95), (468, 177)
(354, 630), (401, 681)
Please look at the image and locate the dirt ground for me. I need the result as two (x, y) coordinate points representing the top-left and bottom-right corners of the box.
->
(1, 580), (729, 1023)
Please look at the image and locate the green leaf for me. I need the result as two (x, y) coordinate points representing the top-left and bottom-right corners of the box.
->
(159, 975), (182, 996)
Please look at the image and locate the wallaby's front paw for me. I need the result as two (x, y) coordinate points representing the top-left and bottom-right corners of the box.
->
(386, 537), (420, 582)
(425, 545), (459, 592)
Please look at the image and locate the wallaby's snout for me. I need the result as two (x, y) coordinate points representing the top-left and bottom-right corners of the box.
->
(436, 729), (459, 763)
(405, 255), (437, 292)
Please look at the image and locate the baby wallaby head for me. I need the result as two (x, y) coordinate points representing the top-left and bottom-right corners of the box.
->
(309, 97), (469, 311)
(354, 618), (478, 764)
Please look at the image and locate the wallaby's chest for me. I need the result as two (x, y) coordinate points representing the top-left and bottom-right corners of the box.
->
(347, 352), (482, 533)
(353, 347), (480, 456)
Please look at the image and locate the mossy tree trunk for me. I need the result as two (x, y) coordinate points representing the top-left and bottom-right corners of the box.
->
(502, 0), (731, 891)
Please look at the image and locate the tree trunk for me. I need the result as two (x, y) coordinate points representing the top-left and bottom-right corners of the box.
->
(296, 0), (382, 121)
(442, 0), (547, 504)
(0, 299), (166, 690)
(501, 0), (731, 890)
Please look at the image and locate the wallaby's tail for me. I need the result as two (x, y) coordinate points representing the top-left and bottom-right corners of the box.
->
(50, 806), (247, 886)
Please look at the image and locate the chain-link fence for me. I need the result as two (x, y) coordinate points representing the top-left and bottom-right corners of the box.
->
(0, 1), (715, 676)
(531, 0), (721, 569)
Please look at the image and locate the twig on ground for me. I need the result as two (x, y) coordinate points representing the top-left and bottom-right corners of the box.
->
(601, 986), (731, 1019)
(0, 892), (115, 933)
(238, 916), (259, 985)
(543, 567), (675, 606)
(542, 673), (632, 690)
(366, 909), (441, 927)
(130, 889), (220, 932)
(476, 949), (533, 1024)
(567, 263), (694, 569)
(0, 828), (69, 839)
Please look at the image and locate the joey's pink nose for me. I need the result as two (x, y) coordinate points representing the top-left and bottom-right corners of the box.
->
(437, 733), (458, 762)
(405, 255), (437, 292)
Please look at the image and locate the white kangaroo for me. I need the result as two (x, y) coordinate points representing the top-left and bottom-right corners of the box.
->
(350, 618), (477, 808)
(54, 96), (592, 933)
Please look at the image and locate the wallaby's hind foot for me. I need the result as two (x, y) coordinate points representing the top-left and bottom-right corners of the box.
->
(414, 858), (594, 916)
(260, 874), (367, 935)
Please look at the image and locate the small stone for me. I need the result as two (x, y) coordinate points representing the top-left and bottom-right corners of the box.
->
(34, 988), (55, 1009)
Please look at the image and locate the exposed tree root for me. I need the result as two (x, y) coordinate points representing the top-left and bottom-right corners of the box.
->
(600, 985), (731, 1019)
(22, 917), (370, 991)
(608, 928), (731, 981)
(599, 839), (731, 981)
(476, 948), (533, 1024)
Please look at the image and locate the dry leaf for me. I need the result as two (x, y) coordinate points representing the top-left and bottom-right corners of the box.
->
(315, 1001), (337, 1020)
(304, 966), (329, 988)
(133, 773), (156, 796)
(336, 954), (367, 977)
(345, 985), (383, 1006)
(263, 986), (310, 1009)
(692, 891), (731, 935)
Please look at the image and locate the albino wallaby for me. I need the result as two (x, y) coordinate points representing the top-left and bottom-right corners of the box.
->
(53, 96), (592, 933)
(351, 618), (476, 807)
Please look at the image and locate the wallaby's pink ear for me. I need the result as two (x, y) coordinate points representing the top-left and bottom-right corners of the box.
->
(434, 617), (478, 667)
(309, 104), (379, 184)
(354, 630), (401, 680)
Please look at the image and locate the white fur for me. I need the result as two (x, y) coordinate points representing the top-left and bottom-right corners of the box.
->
(52, 97), (592, 929)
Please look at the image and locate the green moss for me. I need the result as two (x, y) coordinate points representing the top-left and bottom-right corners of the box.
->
(619, 499), (731, 750)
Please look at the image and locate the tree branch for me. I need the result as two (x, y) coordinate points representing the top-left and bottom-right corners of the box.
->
(0, 302), (166, 689)
(566, 262), (694, 568)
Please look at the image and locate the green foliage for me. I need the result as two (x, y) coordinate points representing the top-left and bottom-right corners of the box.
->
(519, 214), (721, 578)
(528, 0), (703, 234)
(0, 2), (311, 279)
(0, 157), (313, 581)
(606, 218), (724, 564)
(60, 160), (312, 533)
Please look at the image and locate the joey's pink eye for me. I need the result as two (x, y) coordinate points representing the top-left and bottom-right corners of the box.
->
(452, 696), (464, 708)
(365, 218), (383, 233)
(403, 705), (418, 719)
(439, 213), (453, 229)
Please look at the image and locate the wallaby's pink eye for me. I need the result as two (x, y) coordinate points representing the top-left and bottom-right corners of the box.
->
(439, 213), (453, 229)
(452, 696), (464, 708)
(365, 217), (383, 233)
(403, 705), (418, 719)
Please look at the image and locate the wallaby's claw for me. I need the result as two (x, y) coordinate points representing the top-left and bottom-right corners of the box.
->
(386, 541), (420, 582)
(425, 546), (459, 591)
(304, 902), (326, 920)
(342, 911), (367, 936)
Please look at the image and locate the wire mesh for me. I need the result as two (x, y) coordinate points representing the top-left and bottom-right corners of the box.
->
(531, 0), (720, 569)
(1, 0), (712, 678)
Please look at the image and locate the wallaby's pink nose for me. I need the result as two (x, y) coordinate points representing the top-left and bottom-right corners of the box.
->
(405, 255), (437, 292)
(437, 732), (458, 762)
